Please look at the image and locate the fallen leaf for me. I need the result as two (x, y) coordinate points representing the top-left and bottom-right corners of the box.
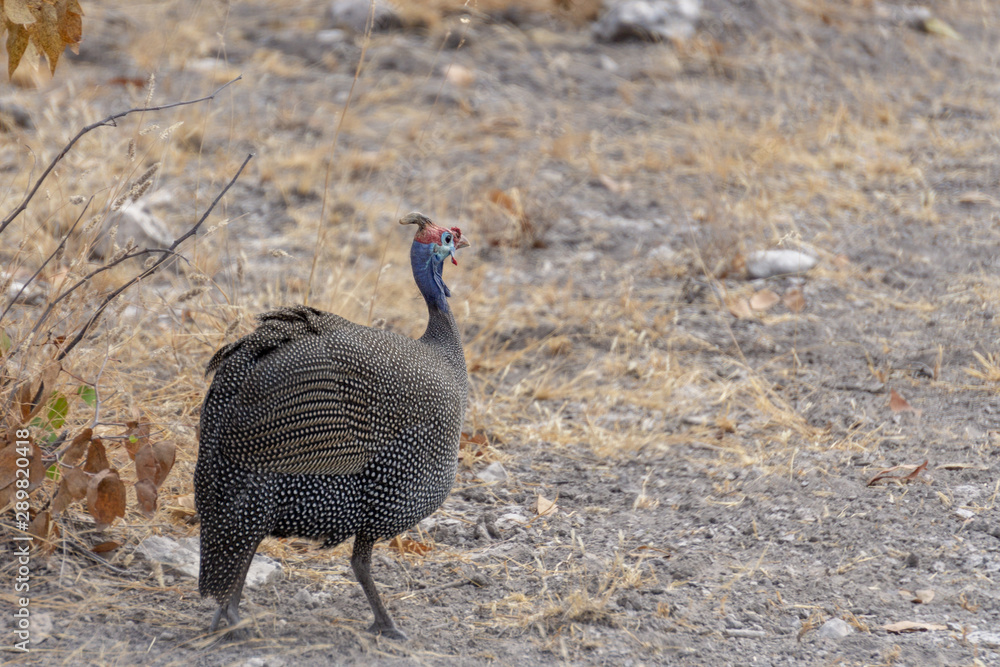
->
(935, 463), (986, 471)
(92, 541), (120, 554)
(534, 494), (557, 516)
(957, 191), (998, 207)
(28, 510), (50, 540)
(749, 288), (780, 312)
(389, 535), (433, 556)
(889, 388), (921, 416)
(727, 297), (753, 319)
(903, 460), (929, 482)
(883, 621), (947, 634)
(597, 174), (632, 194)
(783, 288), (806, 313)
(867, 460), (928, 487)
(922, 17), (961, 40)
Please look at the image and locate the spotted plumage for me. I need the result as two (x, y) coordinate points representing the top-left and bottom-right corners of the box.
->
(195, 212), (470, 640)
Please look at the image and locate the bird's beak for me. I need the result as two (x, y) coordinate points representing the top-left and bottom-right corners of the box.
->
(455, 236), (470, 250)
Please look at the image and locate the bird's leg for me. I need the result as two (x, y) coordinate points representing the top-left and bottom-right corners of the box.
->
(351, 534), (408, 641)
(208, 554), (253, 638)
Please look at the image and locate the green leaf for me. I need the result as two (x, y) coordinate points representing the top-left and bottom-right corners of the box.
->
(46, 463), (60, 481)
(0, 329), (11, 354)
(46, 391), (69, 430)
(77, 384), (97, 407)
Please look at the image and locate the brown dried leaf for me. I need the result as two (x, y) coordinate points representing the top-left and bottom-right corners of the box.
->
(534, 494), (557, 516)
(86, 468), (126, 527)
(135, 478), (158, 516)
(51, 466), (89, 514)
(867, 460), (928, 487)
(83, 438), (109, 473)
(389, 535), (433, 556)
(0, 440), (44, 506)
(727, 297), (753, 319)
(33, 2), (62, 73)
(151, 441), (175, 487)
(28, 510), (50, 539)
(134, 441), (176, 488)
(883, 621), (947, 634)
(92, 540), (120, 554)
(0, 440), (45, 493)
(62, 428), (92, 466)
(783, 288), (806, 313)
(122, 420), (150, 460)
(4, 0), (37, 25)
(888, 388), (922, 416)
(58, 0), (83, 50)
(749, 288), (780, 312)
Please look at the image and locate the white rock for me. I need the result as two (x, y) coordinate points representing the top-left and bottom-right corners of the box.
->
(138, 535), (281, 588)
(968, 631), (1000, 648)
(292, 588), (316, 608)
(137, 535), (199, 579)
(3, 272), (49, 306)
(495, 513), (529, 531)
(593, 0), (702, 43)
(30, 612), (53, 645)
(746, 249), (818, 279)
(93, 201), (172, 259)
(477, 461), (509, 484)
(245, 554), (283, 589)
(816, 617), (853, 639)
(327, 0), (400, 33)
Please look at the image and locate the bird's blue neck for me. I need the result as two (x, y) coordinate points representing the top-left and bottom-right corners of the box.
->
(410, 240), (451, 314)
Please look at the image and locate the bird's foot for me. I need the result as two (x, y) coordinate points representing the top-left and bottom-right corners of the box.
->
(368, 621), (409, 641)
(209, 602), (251, 640)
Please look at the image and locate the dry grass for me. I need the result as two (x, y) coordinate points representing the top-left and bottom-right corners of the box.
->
(1, 0), (999, 659)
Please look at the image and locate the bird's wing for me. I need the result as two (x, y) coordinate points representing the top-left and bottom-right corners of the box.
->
(207, 313), (434, 476)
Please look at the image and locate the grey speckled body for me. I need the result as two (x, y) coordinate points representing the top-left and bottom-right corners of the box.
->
(194, 215), (469, 640)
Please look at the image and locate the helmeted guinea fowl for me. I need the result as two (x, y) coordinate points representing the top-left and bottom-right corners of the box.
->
(194, 212), (470, 640)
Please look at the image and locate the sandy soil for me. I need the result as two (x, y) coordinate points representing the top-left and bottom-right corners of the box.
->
(2, 1), (1000, 665)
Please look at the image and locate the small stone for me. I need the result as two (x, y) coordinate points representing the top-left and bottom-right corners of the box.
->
(293, 588), (316, 608)
(137, 535), (199, 580)
(0, 101), (34, 130)
(30, 612), (53, 644)
(816, 618), (853, 639)
(477, 461), (508, 484)
(245, 555), (283, 589)
(967, 631), (1000, 648)
(593, 0), (702, 43)
(495, 512), (529, 531)
(746, 249), (818, 279)
(327, 0), (401, 33)
(93, 201), (173, 259)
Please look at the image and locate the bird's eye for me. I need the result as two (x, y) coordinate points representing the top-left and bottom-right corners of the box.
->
(442, 232), (452, 244)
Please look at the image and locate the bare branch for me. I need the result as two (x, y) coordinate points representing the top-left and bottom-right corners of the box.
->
(55, 153), (254, 361)
(0, 197), (92, 322)
(0, 75), (242, 235)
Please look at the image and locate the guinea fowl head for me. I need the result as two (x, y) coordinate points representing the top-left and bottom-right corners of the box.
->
(400, 212), (470, 312)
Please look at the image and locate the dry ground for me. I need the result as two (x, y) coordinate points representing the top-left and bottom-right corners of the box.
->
(2, 0), (1000, 665)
